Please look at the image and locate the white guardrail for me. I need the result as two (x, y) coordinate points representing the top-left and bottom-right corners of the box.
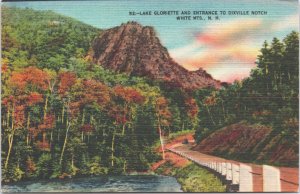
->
(168, 147), (284, 192)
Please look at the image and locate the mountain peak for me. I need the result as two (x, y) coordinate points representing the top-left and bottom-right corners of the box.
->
(89, 22), (221, 90)
(192, 68), (213, 79)
(123, 21), (143, 26)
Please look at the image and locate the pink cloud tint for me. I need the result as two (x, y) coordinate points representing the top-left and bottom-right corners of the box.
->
(170, 16), (298, 83)
(170, 19), (264, 82)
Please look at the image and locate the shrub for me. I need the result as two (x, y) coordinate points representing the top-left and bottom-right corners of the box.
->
(36, 153), (52, 179)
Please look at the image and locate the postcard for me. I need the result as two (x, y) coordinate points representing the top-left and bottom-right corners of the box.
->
(1, 0), (299, 192)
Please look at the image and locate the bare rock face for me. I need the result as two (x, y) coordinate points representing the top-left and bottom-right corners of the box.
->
(89, 21), (221, 90)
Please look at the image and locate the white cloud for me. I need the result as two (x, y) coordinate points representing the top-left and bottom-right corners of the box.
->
(270, 14), (299, 31)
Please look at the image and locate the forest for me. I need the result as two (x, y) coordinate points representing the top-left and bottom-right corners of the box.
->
(1, 6), (299, 183)
(193, 31), (299, 166)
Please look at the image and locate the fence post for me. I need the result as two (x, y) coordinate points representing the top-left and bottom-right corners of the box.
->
(226, 163), (232, 181)
(222, 162), (227, 176)
(218, 162), (222, 173)
(239, 164), (253, 192)
(263, 165), (281, 192)
(214, 162), (217, 171)
(232, 163), (239, 185)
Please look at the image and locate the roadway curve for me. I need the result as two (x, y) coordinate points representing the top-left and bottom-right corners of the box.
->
(165, 134), (299, 192)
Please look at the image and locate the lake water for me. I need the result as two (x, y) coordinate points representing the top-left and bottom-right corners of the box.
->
(1, 175), (182, 192)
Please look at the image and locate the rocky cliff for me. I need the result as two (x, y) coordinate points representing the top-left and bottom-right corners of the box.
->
(89, 21), (221, 90)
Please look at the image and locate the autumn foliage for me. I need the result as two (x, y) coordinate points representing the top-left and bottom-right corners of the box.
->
(80, 124), (95, 133)
(10, 66), (48, 91)
(27, 92), (43, 106)
(113, 85), (145, 104)
(58, 71), (77, 96)
(185, 98), (199, 119)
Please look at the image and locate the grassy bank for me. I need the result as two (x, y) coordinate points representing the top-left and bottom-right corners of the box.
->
(155, 161), (225, 192)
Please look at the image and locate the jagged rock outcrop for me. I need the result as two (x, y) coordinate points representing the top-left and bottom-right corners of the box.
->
(89, 21), (221, 90)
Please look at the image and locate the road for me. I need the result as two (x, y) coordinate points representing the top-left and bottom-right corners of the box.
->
(168, 142), (299, 192)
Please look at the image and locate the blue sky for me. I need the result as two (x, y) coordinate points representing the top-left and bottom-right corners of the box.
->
(4, 0), (298, 82)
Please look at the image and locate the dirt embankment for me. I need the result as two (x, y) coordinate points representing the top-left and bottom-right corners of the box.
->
(193, 122), (298, 166)
(151, 122), (298, 170)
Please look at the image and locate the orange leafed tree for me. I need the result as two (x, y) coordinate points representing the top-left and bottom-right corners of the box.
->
(27, 92), (43, 106)
(57, 71), (77, 124)
(73, 79), (111, 142)
(3, 67), (49, 169)
(58, 71), (77, 96)
(37, 114), (55, 151)
(113, 85), (145, 104)
(81, 79), (110, 107)
(10, 66), (49, 91)
(113, 85), (145, 135)
(108, 86), (145, 167)
(57, 72), (77, 165)
(4, 103), (26, 169)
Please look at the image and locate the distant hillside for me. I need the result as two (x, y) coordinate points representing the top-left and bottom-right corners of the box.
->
(2, 6), (100, 71)
(88, 21), (222, 90)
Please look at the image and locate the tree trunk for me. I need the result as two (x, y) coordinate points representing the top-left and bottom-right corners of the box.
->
(158, 123), (165, 160)
(50, 129), (53, 147)
(57, 114), (60, 122)
(26, 134), (29, 146)
(59, 123), (71, 165)
(5, 105), (15, 169)
(4, 106), (15, 169)
(43, 95), (48, 120)
(122, 104), (128, 136)
(122, 123), (126, 136)
(123, 160), (127, 173)
(111, 129), (116, 167)
(2, 114), (6, 127)
(206, 105), (216, 126)
(26, 113), (30, 146)
(57, 129), (60, 142)
(71, 154), (74, 169)
(81, 111), (85, 142)
(81, 110), (85, 125)
(5, 134), (14, 169)
(61, 106), (65, 124)
(6, 108), (10, 128)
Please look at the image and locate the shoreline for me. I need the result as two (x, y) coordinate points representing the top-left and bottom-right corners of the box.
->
(153, 160), (226, 192)
(1, 174), (183, 193)
(1, 169), (176, 186)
